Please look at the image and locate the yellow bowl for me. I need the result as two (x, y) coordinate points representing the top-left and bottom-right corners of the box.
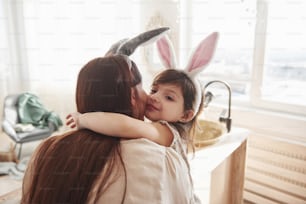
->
(194, 120), (227, 147)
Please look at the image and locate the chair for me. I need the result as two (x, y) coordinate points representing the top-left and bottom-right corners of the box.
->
(2, 93), (59, 159)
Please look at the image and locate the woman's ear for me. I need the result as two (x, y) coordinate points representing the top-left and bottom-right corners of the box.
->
(131, 88), (136, 106)
(179, 110), (194, 123)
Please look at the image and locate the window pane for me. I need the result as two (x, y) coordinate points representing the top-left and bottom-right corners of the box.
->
(262, 1), (306, 106)
(190, 0), (256, 100)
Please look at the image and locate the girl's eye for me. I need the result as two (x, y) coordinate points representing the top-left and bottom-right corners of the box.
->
(166, 95), (174, 101)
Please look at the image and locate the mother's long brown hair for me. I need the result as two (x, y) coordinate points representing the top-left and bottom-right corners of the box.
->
(21, 55), (142, 204)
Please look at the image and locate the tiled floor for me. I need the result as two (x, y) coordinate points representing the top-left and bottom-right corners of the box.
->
(0, 176), (22, 203)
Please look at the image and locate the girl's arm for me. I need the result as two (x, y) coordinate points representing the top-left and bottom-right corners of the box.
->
(66, 112), (173, 147)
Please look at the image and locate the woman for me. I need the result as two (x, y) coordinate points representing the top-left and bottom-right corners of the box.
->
(21, 55), (195, 204)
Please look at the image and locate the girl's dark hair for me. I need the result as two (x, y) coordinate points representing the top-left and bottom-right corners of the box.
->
(152, 69), (204, 151)
(21, 55), (142, 204)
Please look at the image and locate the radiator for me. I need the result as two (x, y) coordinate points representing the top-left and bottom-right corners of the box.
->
(244, 134), (306, 204)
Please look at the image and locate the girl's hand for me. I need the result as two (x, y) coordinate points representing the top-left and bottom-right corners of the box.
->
(66, 112), (81, 129)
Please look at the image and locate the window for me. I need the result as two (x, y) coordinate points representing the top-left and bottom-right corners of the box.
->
(4, 0), (306, 117)
(254, 0), (306, 112)
(184, 0), (306, 116)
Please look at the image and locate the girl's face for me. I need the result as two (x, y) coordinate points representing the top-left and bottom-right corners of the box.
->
(145, 83), (189, 122)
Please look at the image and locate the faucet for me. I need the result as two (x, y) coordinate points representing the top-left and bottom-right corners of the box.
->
(203, 80), (232, 132)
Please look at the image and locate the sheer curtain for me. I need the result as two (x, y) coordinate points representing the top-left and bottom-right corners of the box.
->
(1, 0), (29, 100)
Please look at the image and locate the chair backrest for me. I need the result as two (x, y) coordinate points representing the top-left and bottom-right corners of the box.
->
(3, 94), (20, 126)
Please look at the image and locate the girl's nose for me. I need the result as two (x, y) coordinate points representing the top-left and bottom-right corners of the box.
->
(149, 92), (159, 102)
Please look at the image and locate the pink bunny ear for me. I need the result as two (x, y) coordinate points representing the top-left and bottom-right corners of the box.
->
(185, 32), (219, 76)
(156, 35), (177, 69)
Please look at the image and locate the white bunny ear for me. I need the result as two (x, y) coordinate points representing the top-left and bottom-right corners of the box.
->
(185, 32), (219, 76)
(156, 35), (177, 69)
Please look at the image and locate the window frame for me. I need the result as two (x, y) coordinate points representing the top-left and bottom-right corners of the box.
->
(179, 0), (306, 117)
(250, 0), (306, 116)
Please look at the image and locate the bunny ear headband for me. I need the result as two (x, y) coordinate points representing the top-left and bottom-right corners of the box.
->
(105, 27), (170, 57)
(156, 32), (219, 118)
